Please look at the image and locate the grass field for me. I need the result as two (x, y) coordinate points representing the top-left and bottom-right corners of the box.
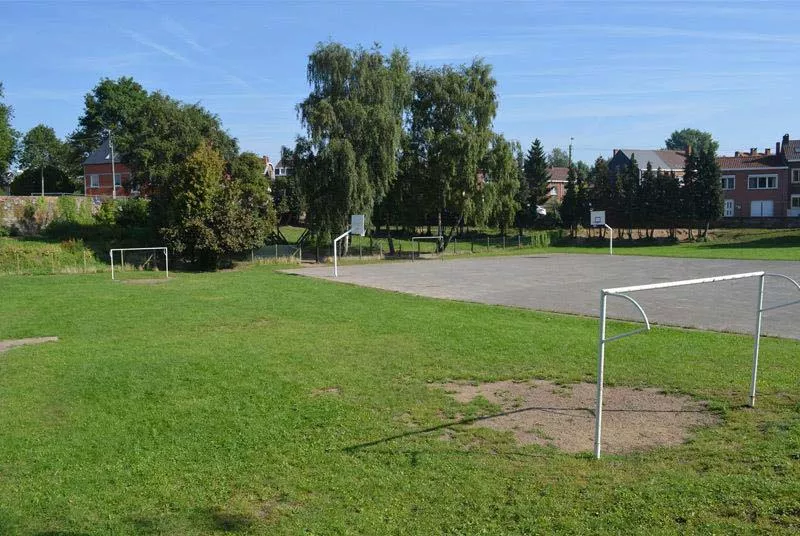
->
(1, 265), (798, 534)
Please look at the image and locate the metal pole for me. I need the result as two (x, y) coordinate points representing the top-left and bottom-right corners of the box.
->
(749, 274), (765, 407)
(40, 165), (45, 197)
(333, 238), (338, 276)
(120, 250), (124, 269)
(110, 250), (115, 280)
(594, 291), (608, 459)
(110, 132), (117, 200)
(164, 248), (169, 279)
(604, 224), (613, 255)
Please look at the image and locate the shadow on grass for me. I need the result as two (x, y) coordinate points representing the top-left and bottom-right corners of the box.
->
(343, 404), (708, 453)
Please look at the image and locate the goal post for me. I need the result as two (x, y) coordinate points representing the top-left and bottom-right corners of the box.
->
(110, 247), (169, 281)
(594, 271), (800, 459)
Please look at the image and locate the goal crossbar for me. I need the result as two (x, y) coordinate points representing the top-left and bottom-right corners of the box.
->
(594, 271), (800, 459)
(110, 247), (169, 280)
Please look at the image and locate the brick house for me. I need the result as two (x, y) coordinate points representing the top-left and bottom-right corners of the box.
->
(718, 147), (789, 218)
(546, 167), (569, 203)
(83, 138), (133, 197)
(780, 134), (800, 216)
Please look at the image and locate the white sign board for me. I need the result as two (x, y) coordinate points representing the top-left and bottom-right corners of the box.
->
(350, 214), (366, 236)
(590, 210), (606, 227)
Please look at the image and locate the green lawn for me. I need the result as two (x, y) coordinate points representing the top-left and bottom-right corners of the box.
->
(551, 228), (800, 261)
(0, 266), (798, 534)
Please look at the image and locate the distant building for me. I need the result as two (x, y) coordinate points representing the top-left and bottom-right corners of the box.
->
(546, 167), (569, 202)
(274, 158), (293, 178)
(718, 145), (789, 218)
(608, 149), (688, 181)
(83, 138), (133, 197)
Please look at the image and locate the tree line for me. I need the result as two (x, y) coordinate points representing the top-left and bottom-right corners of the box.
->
(0, 41), (725, 266)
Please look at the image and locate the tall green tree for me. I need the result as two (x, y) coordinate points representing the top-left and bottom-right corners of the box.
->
(637, 162), (657, 238)
(484, 135), (521, 236)
(617, 154), (640, 239)
(18, 124), (70, 195)
(664, 128), (719, 154)
(559, 166), (581, 237)
(693, 148), (723, 238)
(296, 42), (411, 243)
(587, 157), (612, 237)
(272, 146), (305, 226)
(407, 59), (497, 246)
(0, 83), (18, 178)
(69, 77), (149, 163)
(681, 150), (700, 240)
(547, 147), (570, 168)
(523, 138), (550, 209)
(655, 170), (681, 239)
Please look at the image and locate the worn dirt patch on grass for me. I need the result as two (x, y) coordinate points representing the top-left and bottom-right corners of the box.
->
(121, 278), (170, 285)
(435, 380), (719, 454)
(0, 337), (59, 354)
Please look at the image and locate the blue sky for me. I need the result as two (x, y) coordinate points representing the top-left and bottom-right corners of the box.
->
(3, 0), (800, 165)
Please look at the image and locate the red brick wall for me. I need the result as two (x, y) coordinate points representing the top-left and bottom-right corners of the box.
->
(84, 162), (133, 197)
(720, 168), (789, 217)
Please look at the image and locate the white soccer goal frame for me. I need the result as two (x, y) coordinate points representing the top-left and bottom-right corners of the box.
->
(594, 271), (800, 459)
(410, 235), (444, 262)
(110, 247), (169, 281)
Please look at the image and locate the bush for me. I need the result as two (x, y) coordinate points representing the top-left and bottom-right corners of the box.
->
(55, 197), (93, 225)
(116, 198), (149, 227)
(95, 200), (117, 226)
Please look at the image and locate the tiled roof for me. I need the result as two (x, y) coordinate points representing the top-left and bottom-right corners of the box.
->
(783, 140), (800, 161)
(82, 138), (124, 165)
(276, 159), (292, 169)
(619, 149), (687, 171)
(548, 167), (569, 182)
(717, 154), (785, 169)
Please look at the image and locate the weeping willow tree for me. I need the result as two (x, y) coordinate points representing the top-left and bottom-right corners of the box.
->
(295, 42), (411, 245)
(405, 60), (498, 249)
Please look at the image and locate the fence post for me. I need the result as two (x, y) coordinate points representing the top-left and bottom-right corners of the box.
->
(518, 235), (521, 248)
(487, 237), (489, 251)
(503, 236), (506, 249)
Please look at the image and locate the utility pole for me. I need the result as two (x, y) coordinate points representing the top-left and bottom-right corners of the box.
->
(40, 150), (49, 197)
(568, 137), (574, 168)
(107, 129), (117, 200)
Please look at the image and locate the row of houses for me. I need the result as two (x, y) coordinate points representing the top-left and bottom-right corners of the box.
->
(606, 133), (800, 218)
(81, 133), (800, 220)
(81, 139), (294, 197)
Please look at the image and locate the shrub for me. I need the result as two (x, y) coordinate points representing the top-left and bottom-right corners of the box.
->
(95, 200), (117, 226)
(115, 198), (149, 227)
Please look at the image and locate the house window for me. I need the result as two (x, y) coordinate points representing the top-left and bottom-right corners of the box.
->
(113, 173), (122, 187)
(792, 169), (800, 184)
(721, 175), (735, 190)
(747, 174), (778, 189)
(792, 195), (800, 209)
(89, 174), (100, 188)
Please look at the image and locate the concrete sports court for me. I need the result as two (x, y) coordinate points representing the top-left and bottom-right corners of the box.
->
(288, 254), (800, 340)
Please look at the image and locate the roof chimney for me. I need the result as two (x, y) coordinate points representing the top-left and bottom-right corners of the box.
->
(613, 149), (618, 157)
(734, 151), (741, 157)
(765, 148), (771, 155)
(750, 147), (757, 156)
(783, 133), (790, 143)
(777, 141), (781, 155)
(686, 143), (692, 155)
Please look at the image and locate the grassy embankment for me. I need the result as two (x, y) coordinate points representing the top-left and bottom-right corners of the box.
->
(0, 265), (798, 534)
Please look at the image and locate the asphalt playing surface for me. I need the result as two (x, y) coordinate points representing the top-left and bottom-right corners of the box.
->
(286, 253), (800, 339)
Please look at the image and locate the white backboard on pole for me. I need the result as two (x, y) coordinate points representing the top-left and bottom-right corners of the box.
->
(351, 214), (365, 236)
(590, 210), (606, 227)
